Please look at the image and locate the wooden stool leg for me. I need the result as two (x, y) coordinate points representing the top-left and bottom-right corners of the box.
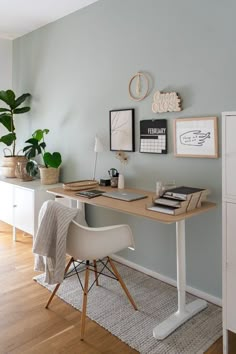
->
(93, 260), (99, 286)
(108, 257), (138, 311)
(80, 263), (90, 340)
(45, 257), (73, 309)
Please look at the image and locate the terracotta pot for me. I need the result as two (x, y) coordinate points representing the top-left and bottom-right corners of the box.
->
(39, 167), (60, 185)
(1, 155), (28, 178)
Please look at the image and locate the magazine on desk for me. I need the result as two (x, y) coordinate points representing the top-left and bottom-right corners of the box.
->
(147, 187), (210, 215)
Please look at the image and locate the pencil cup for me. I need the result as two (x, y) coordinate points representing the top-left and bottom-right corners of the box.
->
(111, 177), (118, 188)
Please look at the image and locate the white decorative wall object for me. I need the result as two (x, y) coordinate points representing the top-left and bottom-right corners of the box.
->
(128, 72), (149, 101)
(152, 91), (182, 113)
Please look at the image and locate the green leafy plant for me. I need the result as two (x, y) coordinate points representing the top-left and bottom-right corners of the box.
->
(0, 89), (31, 156)
(23, 129), (62, 174)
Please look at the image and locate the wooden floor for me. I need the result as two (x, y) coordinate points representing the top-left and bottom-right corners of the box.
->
(0, 221), (235, 354)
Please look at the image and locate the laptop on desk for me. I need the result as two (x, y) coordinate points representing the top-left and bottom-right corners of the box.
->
(102, 191), (148, 202)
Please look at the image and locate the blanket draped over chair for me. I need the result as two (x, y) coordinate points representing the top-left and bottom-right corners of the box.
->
(33, 200), (86, 285)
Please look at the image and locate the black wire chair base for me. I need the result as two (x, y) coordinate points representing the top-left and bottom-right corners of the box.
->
(64, 258), (118, 293)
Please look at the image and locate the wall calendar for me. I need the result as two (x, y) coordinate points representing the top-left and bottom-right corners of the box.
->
(140, 119), (167, 154)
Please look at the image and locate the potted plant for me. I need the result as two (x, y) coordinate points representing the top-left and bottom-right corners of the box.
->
(23, 129), (62, 184)
(0, 89), (31, 177)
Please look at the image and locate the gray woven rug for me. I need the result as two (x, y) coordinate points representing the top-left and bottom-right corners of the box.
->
(34, 261), (222, 354)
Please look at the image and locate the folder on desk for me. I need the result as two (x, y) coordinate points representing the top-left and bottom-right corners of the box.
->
(148, 187), (210, 215)
(147, 203), (188, 215)
(163, 186), (204, 201)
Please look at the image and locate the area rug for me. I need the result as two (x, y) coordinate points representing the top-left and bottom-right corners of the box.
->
(34, 261), (222, 354)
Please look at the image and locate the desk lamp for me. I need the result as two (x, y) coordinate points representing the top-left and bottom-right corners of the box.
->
(93, 135), (104, 180)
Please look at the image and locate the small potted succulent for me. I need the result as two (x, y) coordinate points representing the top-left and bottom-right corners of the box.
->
(0, 89), (31, 177)
(23, 129), (62, 184)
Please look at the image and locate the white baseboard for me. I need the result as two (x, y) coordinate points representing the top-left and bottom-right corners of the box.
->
(111, 254), (222, 307)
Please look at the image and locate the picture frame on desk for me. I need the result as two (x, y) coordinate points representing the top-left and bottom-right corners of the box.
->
(109, 108), (135, 152)
(174, 117), (218, 158)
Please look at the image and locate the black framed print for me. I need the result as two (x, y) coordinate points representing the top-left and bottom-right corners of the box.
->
(109, 109), (135, 151)
(140, 119), (167, 154)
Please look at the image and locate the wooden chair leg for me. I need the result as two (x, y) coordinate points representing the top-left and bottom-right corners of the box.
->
(45, 257), (73, 309)
(80, 264), (90, 340)
(108, 257), (138, 311)
(93, 260), (99, 286)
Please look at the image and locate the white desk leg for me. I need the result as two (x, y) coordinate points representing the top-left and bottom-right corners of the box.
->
(153, 219), (207, 340)
(77, 200), (85, 217)
(13, 203), (16, 242)
(223, 328), (228, 354)
(13, 225), (16, 242)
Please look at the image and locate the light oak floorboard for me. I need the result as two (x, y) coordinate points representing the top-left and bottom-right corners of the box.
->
(0, 221), (235, 354)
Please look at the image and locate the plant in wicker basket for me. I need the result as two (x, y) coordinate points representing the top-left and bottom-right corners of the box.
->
(0, 89), (31, 177)
(23, 129), (62, 184)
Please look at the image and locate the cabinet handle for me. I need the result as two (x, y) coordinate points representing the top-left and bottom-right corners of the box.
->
(13, 204), (17, 208)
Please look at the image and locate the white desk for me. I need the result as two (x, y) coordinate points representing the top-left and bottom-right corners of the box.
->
(47, 186), (216, 340)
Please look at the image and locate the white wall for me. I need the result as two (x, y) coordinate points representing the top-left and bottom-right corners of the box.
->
(0, 38), (12, 172)
(0, 38), (12, 89)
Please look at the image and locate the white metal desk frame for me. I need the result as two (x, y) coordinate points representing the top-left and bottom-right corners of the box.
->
(48, 187), (215, 340)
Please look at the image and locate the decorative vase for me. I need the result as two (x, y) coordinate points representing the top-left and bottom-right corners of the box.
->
(1, 155), (28, 178)
(39, 167), (60, 185)
(118, 174), (125, 189)
(15, 160), (33, 181)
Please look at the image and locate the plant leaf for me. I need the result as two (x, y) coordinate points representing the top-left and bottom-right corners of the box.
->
(24, 138), (38, 145)
(13, 107), (30, 114)
(32, 129), (43, 141)
(0, 90), (15, 107)
(0, 133), (16, 146)
(14, 93), (31, 108)
(26, 160), (38, 177)
(0, 113), (13, 131)
(0, 108), (10, 112)
(43, 152), (62, 168)
(23, 138), (43, 159)
(32, 129), (49, 141)
(39, 142), (46, 150)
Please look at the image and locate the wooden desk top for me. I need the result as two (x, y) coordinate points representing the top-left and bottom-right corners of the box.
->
(47, 186), (216, 224)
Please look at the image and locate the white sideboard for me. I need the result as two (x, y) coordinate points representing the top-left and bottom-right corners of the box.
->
(0, 176), (61, 241)
(222, 112), (236, 354)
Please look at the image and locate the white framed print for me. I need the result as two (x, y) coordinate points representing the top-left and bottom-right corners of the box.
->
(174, 117), (218, 158)
(109, 109), (135, 151)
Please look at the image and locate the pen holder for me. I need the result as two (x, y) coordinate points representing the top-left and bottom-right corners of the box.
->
(110, 176), (118, 188)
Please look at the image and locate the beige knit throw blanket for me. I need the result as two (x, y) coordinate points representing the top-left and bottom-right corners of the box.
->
(33, 200), (83, 285)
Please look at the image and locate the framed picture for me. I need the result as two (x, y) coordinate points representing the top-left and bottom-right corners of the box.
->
(174, 117), (218, 158)
(109, 109), (135, 151)
(140, 119), (167, 154)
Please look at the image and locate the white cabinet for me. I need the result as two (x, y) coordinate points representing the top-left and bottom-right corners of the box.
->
(0, 177), (61, 241)
(222, 112), (236, 353)
(0, 182), (13, 225)
(14, 186), (34, 236)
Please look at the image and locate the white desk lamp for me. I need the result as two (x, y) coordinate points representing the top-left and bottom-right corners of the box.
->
(93, 135), (104, 180)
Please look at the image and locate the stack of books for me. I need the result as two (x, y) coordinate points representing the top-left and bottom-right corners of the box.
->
(147, 186), (210, 215)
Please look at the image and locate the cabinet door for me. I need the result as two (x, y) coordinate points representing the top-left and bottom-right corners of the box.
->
(226, 202), (236, 332)
(14, 187), (34, 235)
(225, 115), (236, 198)
(0, 181), (13, 225)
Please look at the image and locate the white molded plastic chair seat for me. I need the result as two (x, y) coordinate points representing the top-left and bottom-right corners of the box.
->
(45, 219), (137, 340)
(66, 220), (135, 261)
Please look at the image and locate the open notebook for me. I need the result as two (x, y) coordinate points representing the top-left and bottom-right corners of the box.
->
(103, 191), (147, 202)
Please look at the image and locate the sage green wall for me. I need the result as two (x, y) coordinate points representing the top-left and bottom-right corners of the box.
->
(0, 39), (12, 92)
(12, 0), (236, 298)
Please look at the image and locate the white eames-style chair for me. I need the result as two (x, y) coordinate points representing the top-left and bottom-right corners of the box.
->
(45, 219), (138, 340)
